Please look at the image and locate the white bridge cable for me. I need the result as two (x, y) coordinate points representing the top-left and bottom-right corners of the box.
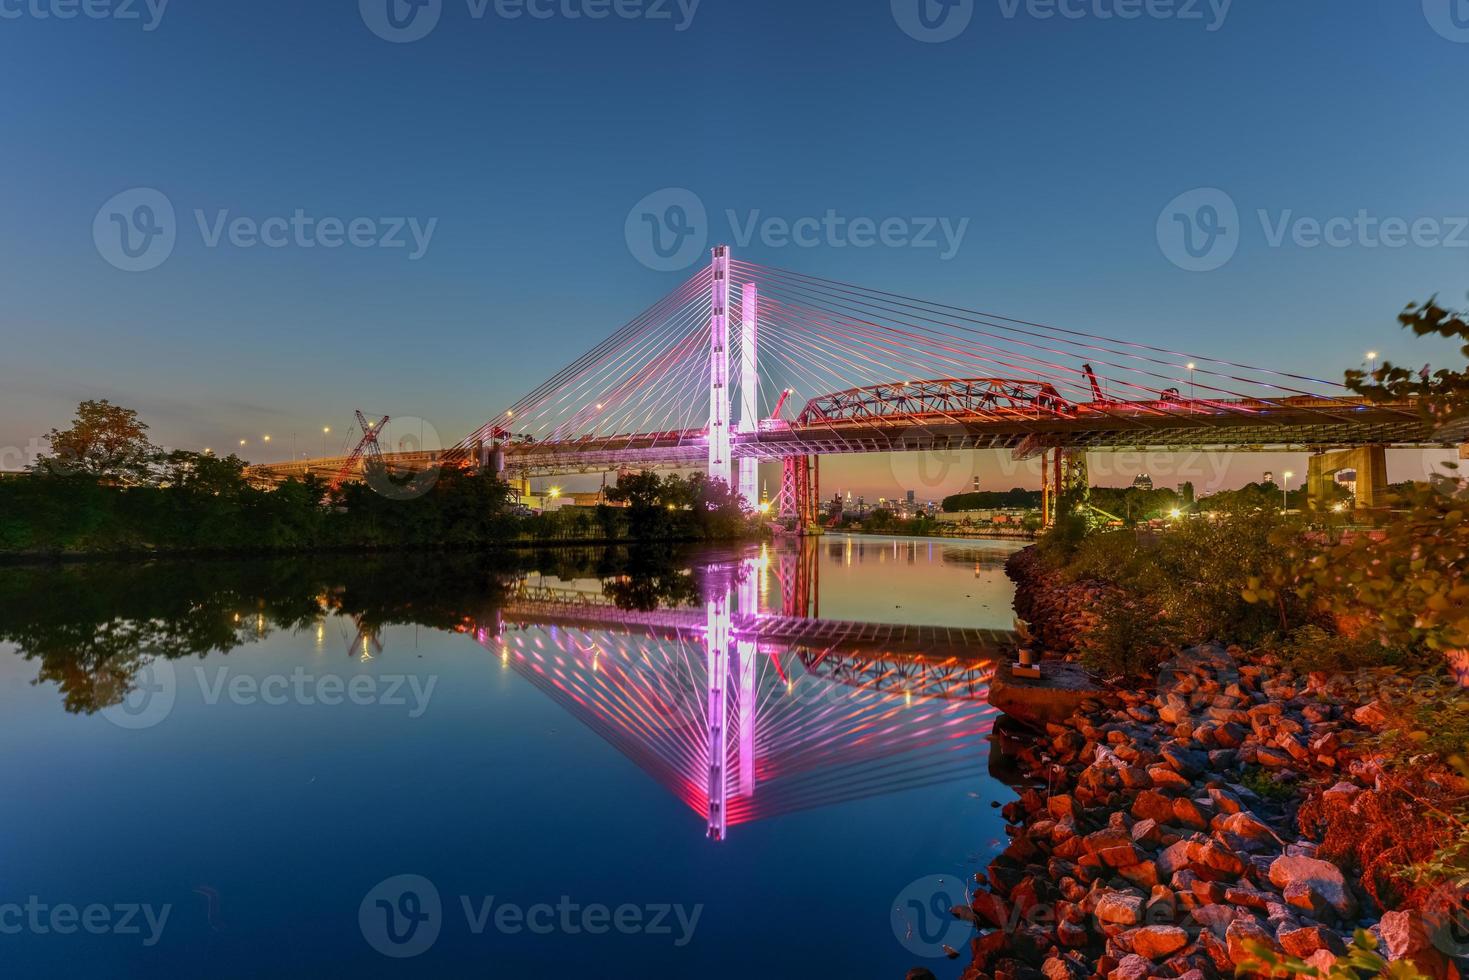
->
(738, 264), (1380, 426)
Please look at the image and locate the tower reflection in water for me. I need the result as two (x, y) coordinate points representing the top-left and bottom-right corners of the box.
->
(476, 547), (1008, 841)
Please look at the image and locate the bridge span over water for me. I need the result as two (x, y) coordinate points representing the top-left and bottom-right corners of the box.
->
(250, 248), (1464, 514)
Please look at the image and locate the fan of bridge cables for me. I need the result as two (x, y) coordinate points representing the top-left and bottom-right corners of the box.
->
(461, 259), (1394, 453)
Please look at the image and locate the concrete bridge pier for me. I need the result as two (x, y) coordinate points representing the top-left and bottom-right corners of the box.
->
(1308, 446), (1388, 514)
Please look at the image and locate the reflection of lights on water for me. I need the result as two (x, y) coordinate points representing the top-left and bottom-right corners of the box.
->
(315, 623), (325, 650)
(501, 647), (510, 667)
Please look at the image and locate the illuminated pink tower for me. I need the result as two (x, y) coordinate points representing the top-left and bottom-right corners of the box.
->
(737, 281), (759, 509)
(707, 246), (732, 480)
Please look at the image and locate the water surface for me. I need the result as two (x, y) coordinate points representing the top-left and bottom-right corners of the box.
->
(0, 536), (1025, 978)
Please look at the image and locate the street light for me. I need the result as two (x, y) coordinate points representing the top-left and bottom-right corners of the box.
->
(1282, 470), (1294, 512)
(1186, 363), (1196, 402)
(1366, 351), (1379, 373)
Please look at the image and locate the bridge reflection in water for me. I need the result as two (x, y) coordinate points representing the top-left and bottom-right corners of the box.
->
(475, 545), (1012, 841)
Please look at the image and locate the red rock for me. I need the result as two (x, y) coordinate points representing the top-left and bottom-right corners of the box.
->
(1128, 925), (1190, 960)
(1269, 856), (1357, 919)
(1172, 798), (1209, 831)
(1156, 841), (1192, 877)
(1226, 916), (1281, 963)
(1190, 903), (1237, 937)
(1197, 841), (1248, 877)
(1108, 953), (1153, 980)
(1353, 700), (1389, 727)
(1057, 918), (1089, 947)
(1147, 766), (1192, 790)
(1096, 891), (1145, 927)
(1279, 924), (1346, 958)
(1131, 790), (1178, 825)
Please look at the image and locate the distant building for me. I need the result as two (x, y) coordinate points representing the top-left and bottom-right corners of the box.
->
(1336, 469), (1358, 497)
(1263, 471), (1274, 485)
(905, 490), (915, 506)
(1132, 474), (1154, 491)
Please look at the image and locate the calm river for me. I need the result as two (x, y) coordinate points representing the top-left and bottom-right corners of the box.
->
(0, 535), (1026, 978)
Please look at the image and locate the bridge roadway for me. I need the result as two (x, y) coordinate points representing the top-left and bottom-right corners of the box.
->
(248, 392), (1457, 482)
(497, 587), (1016, 658)
(487, 583), (1009, 704)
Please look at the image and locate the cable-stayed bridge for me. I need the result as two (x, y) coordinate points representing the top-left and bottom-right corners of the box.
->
(472, 549), (1005, 841)
(252, 247), (1459, 513)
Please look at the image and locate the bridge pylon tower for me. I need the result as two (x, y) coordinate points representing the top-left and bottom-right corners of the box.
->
(707, 245), (732, 482)
(737, 281), (759, 509)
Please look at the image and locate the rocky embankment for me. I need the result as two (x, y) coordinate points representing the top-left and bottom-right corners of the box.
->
(1005, 548), (1117, 659)
(951, 551), (1460, 979)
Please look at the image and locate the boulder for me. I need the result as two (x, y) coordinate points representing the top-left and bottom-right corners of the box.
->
(1096, 891), (1146, 928)
(1226, 916), (1282, 963)
(1127, 925), (1190, 961)
(1268, 856), (1357, 919)
(1108, 953), (1153, 980)
(1279, 924), (1346, 958)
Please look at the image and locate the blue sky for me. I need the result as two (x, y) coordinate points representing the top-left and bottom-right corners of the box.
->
(2, 0), (1466, 495)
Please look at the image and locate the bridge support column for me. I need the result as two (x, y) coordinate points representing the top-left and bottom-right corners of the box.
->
(706, 582), (731, 841)
(737, 283), (759, 509)
(1307, 446), (1388, 514)
(737, 563), (758, 799)
(707, 246), (732, 483)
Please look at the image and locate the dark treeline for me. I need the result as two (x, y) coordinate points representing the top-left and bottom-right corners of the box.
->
(0, 545), (724, 715)
(1, 400), (751, 556)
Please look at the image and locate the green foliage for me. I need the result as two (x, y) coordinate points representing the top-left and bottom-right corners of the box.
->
(1347, 296), (1469, 432)
(1077, 592), (1179, 678)
(1046, 507), (1297, 648)
(32, 399), (157, 485)
(1239, 765), (1297, 802)
(942, 488), (1042, 512)
(1238, 929), (1429, 979)
(1277, 624), (1414, 673)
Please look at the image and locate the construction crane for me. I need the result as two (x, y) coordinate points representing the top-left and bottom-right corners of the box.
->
(1082, 363), (1107, 403)
(330, 411), (390, 491)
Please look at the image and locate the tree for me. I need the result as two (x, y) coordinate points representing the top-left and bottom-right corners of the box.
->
(33, 400), (158, 485)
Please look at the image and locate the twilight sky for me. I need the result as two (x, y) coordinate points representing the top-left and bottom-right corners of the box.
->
(1, 0), (1466, 498)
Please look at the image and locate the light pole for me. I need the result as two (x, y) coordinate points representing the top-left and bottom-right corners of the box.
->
(1282, 470), (1294, 512)
(1366, 351), (1379, 374)
(1186, 362), (1197, 406)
